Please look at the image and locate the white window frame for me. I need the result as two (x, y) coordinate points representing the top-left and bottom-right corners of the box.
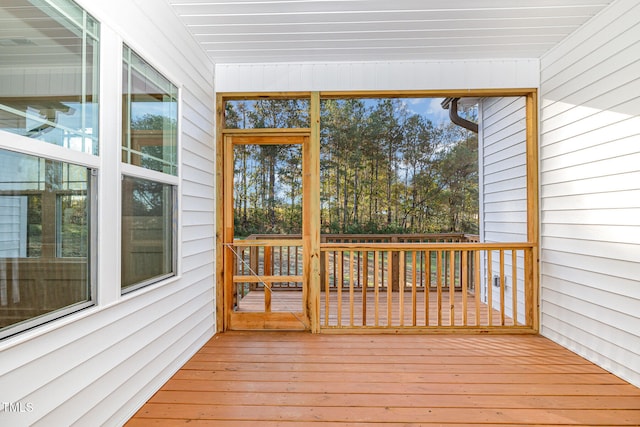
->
(0, 0), (100, 339)
(119, 44), (181, 295)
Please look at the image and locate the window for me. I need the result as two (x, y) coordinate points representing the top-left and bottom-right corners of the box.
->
(122, 46), (178, 175)
(0, 0), (99, 154)
(0, 149), (94, 338)
(0, 0), (98, 339)
(121, 176), (175, 291)
(121, 46), (178, 292)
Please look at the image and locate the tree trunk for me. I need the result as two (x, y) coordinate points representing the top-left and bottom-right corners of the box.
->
(353, 167), (359, 225)
(268, 154), (276, 229)
(342, 167), (348, 233)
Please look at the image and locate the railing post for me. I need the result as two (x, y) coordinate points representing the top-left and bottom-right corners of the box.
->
(525, 247), (534, 328)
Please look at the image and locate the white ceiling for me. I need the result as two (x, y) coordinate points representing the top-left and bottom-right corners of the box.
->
(166, 0), (615, 64)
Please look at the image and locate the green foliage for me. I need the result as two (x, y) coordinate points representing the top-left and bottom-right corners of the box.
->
(226, 98), (479, 237)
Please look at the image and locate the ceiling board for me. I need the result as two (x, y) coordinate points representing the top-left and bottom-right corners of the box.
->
(166, 0), (615, 64)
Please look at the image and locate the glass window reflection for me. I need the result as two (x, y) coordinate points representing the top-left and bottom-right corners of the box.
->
(122, 46), (178, 175)
(121, 176), (175, 291)
(0, 148), (92, 337)
(0, 0), (99, 154)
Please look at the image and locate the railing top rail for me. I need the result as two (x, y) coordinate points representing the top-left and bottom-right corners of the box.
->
(244, 234), (302, 240)
(244, 233), (480, 241)
(320, 242), (534, 250)
(322, 233), (475, 238)
(233, 239), (304, 247)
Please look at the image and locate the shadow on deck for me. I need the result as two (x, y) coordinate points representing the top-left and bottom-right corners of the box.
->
(126, 332), (640, 426)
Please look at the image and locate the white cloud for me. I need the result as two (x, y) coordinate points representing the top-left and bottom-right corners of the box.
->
(425, 98), (449, 124)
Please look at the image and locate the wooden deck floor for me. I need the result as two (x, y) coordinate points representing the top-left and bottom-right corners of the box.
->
(126, 332), (640, 426)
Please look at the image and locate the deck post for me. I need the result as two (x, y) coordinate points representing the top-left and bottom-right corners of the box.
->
(215, 94), (225, 331)
(308, 91), (321, 333)
(526, 90), (540, 332)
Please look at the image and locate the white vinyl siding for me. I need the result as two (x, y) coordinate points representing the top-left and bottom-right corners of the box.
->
(539, 0), (640, 388)
(0, 196), (27, 258)
(478, 97), (528, 324)
(0, 68), (82, 98)
(215, 59), (540, 92)
(0, 0), (215, 426)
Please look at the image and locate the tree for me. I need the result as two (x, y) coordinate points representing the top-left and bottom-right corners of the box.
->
(226, 97), (479, 237)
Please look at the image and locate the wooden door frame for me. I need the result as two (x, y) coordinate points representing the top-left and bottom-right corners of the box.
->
(215, 90), (537, 334)
(217, 122), (321, 331)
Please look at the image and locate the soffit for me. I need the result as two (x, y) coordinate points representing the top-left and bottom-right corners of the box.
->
(166, 0), (615, 64)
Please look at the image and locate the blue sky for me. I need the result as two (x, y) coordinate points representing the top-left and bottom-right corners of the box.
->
(361, 97), (452, 125)
(407, 98), (450, 123)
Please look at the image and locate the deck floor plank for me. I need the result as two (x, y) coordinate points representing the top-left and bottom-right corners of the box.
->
(127, 332), (640, 426)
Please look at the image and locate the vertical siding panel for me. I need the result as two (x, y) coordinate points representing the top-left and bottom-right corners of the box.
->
(479, 97), (527, 324)
(0, 0), (216, 426)
(540, 0), (640, 388)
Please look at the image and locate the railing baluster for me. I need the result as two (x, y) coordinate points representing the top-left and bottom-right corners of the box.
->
(412, 251), (417, 326)
(475, 250), (481, 327)
(449, 250), (455, 326)
(500, 249), (506, 326)
(399, 251), (405, 326)
(349, 250), (355, 326)
(324, 251), (329, 326)
(419, 250), (424, 289)
(487, 250), (493, 327)
(425, 250), (430, 326)
(264, 246), (272, 312)
(387, 251), (393, 326)
(362, 250), (368, 326)
(512, 249), (518, 326)
(462, 250), (468, 327)
(337, 250), (343, 327)
(357, 250), (361, 288)
(374, 250), (380, 327)
(286, 245), (291, 283)
(436, 251), (442, 326)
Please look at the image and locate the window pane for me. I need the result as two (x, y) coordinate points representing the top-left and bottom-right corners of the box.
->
(122, 46), (178, 175)
(121, 176), (175, 291)
(0, 149), (92, 337)
(233, 144), (302, 237)
(0, 0), (100, 155)
(58, 194), (88, 257)
(319, 97), (479, 234)
(225, 99), (309, 129)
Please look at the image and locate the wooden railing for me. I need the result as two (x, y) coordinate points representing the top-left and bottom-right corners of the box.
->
(236, 233), (479, 291)
(232, 236), (304, 301)
(230, 238), (304, 313)
(321, 242), (535, 331)
(231, 234), (536, 332)
(321, 234), (478, 292)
